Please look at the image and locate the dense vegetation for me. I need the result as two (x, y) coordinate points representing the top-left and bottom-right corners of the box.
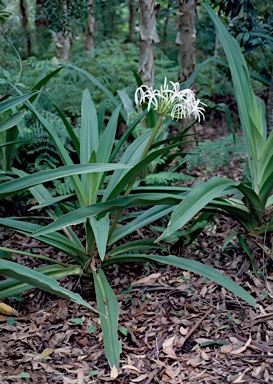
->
(0, 0), (272, 374)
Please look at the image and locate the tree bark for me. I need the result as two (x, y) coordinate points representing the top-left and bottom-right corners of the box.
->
(176, 0), (196, 82)
(129, 0), (136, 43)
(267, 68), (273, 134)
(55, 1), (72, 61)
(138, 0), (160, 87)
(55, 32), (72, 61)
(19, 0), (32, 57)
(85, 0), (95, 53)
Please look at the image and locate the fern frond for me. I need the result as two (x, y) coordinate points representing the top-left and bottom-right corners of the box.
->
(144, 172), (195, 186)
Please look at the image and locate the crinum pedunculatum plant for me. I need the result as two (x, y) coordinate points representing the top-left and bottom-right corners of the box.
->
(108, 78), (206, 237)
(0, 68), (255, 372)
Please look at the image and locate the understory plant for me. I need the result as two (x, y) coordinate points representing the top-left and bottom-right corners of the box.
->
(0, 61), (255, 370)
(158, 4), (273, 263)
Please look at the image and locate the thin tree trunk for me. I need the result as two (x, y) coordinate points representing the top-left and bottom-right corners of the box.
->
(129, 0), (136, 43)
(55, 32), (72, 61)
(55, 1), (72, 61)
(19, 0), (32, 57)
(176, 0), (196, 82)
(85, 0), (95, 53)
(138, 0), (160, 87)
(267, 68), (273, 134)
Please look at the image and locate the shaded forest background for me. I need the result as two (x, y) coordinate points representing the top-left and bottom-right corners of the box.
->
(1, 0), (272, 117)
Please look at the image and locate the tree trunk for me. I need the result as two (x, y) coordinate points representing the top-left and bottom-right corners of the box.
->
(19, 0), (32, 57)
(55, 1), (72, 61)
(55, 32), (72, 61)
(176, 0), (196, 82)
(129, 0), (136, 43)
(85, 0), (95, 53)
(267, 68), (273, 134)
(138, 0), (160, 87)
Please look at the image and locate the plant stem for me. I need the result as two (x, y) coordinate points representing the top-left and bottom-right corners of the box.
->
(108, 115), (163, 240)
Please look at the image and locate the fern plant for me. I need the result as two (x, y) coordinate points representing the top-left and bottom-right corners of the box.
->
(144, 171), (195, 186)
(182, 134), (247, 176)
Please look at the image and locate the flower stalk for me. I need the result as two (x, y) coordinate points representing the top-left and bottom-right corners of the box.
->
(108, 78), (205, 242)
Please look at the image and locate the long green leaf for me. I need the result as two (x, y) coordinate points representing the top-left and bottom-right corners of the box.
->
(109, 109), (148, 162)
(0, 265), (81, 300)
(0, 163), (130, 200)
(158, 177), (238, 241)
(93, 268), (121, 368)
(0, 111), (26, 133)
(53, 103), (80, 156)
(204, 4), (266, 194)
(97, 105), (120, 163)
(107, 239), (164, 256)
(13, 168), (83, 251)
(0, 259), (98, 312)
(0, 218), (87, 262)
(103, 131), (152, 201)
(81, 89), (98, 164)
(103, 254), (255, 307)
(33, 193), (185, 237)
(0, 92), (37, 114)
(109, 205), (175, 245)
(90, 215), (110, 261)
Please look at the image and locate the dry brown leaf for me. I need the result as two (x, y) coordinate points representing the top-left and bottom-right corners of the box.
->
(77, 369), (84, 384)
(165, 366), (176, 379)
(230, 373), (245, 383)
(162, 336), (175, 349)
(231, 336), (251, 355)
(0, 303), (18, 316)
(132, 273), (161, 285)
(130, 374), (149, 382)
(122, 365), (141, 373)
(200, 350), (210, 360)
(39, 348), (54, 360)
(220, 343), (233, 354)
(186, 354), (202, 367)
(179, 326), (188, 336)
(110, 365), (119, 379)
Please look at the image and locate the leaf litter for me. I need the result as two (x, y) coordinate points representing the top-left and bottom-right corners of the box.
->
(0, 230), (272, 384)
(0, 131), (273, 383)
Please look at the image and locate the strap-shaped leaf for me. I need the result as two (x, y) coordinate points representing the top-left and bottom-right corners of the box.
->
(33, 193), (185, 237)
(158, 177), (238, 241)
(0, 264), (80, 300)
(89, 215), (110, 261)
(0, 259), (98, 312)
(0, 111), (26, 133)
(0, 163), (130, 200)
(93, 268), (121, 368)
(103, 254), (255, 308)
(0, 92), (37, 113)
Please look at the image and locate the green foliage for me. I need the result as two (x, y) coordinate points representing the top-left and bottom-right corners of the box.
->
(144, 171), (195, 186)
(0, 0), (11, 24)
(0, 66), (255, 370)
(183, 134), (247, 176)
(43, 0), (90, 35)
(159, 4), (273, 259)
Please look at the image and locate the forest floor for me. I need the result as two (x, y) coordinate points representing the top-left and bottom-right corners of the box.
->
(0, 120), (273, 384)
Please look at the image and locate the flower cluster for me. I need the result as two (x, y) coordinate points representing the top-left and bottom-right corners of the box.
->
(135, 77), (206, 122)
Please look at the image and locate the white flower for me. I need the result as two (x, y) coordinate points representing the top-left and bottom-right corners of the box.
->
(135, 77), (206, 122)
